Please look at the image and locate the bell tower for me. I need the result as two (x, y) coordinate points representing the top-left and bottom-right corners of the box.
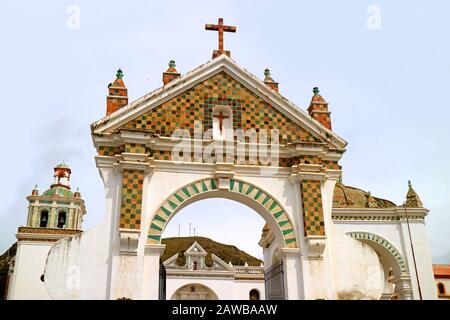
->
(24, 162), (85, 230)
(5, 162), (86, 300)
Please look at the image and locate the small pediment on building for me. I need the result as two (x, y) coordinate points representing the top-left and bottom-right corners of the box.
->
(163, 240), (237, 272)
(185, 241), (208, 256)
(211, 253), (235, 271)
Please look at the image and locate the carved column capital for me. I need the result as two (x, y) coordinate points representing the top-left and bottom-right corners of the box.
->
(119, 228), (140, 255)
(304, 235), (327, 260)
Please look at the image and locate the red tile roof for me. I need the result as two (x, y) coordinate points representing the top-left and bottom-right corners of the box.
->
(433, 264), (450, 277)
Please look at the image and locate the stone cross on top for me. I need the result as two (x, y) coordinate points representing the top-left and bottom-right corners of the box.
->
(205, 18), (236, 58)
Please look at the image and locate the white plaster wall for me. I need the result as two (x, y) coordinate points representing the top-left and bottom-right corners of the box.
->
(262, 241), (279, 268)
(327, 225), (385, 299)
(166, 277), (265, 300)
(167, 277), (235, 300)
(333, 222), (406, 261)
(298, 178), (386, 300)
(45, 223), (113, 299)
(232, 280), (265, 300)
(44, 165), (120, 300)
(8, 242), (52, 300)
(406, 221), (437, 299)
(333, 220), (437, 299)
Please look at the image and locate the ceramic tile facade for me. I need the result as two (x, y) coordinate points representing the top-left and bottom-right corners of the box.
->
(300, 180), (325, 236)
(120, 169), (144, 229)
(121, 72), (320, 145)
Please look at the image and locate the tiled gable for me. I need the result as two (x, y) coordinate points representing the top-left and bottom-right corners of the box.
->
(120, 72), (322, 145)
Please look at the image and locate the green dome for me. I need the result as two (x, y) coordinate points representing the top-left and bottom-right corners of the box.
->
(55, 161), (70, 169)
(42, 186), (74, 198)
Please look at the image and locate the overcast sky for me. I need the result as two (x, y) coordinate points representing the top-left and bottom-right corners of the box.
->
(0, 0), (449, 262)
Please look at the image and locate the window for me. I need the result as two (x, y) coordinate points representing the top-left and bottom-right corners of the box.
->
(193, 261), (198, 270)
(39, 211), (49, 228)
(57, 211), (67, 228)
(438, 283), (445, 295)
(249, 289), (260, 300)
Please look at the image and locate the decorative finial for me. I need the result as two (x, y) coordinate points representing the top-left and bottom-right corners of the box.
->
(169, 60), (176, 68)
(116, 68), (124, 79)
(34, 184), (38, 189)
(405, 180), (423, 208)
(76, 187), (80, 192)
(313, 87), (320, 95)
(263, 69), (278, 92)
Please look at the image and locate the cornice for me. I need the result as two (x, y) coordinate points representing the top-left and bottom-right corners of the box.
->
(92, 133), (344, 162)
(166, 270), (235, 278)
(332, 207), (428, 222)
(16, 227), (80, 242)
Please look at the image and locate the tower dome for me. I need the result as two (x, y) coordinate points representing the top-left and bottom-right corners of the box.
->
(23, 162), (86, 231)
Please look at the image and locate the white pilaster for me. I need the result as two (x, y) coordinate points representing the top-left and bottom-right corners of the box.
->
(281, 247), (303, 300)
(142, 244), (166, 300)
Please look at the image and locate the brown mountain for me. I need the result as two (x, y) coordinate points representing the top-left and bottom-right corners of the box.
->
(161, 236), (262, 267)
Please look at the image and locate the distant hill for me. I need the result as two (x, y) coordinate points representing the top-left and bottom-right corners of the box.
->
(161, 236), (262, 267)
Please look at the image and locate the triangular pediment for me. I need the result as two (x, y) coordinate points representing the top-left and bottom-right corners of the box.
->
(185, 241), (207, 255)
(210, 253), (235, 271)
(91, 55), (346, 148)
(162, 241), (235, 272)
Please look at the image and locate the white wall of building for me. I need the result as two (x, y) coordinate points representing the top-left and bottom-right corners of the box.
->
(42, 162), (436, 300)
(7, 241), (52, 300)
(233, 280), (265, 300)
(333, 219), (437, 299)
(166, 276), (265, 300)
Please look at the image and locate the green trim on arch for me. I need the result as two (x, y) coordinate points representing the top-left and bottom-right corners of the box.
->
(147, 178), (298, 248)
(346, 231), (409, 276)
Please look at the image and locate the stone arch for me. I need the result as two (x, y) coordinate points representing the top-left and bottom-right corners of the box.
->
(249, 288), (260, 300)
(147, 177), (298, 248)
(346, 231), (408, 276)
(171, 283), (219, 300)
(39, 209), (49, 228)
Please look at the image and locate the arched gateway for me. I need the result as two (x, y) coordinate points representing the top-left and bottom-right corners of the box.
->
(147, 178), (297, 248)
(40, 18), (437, 300)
